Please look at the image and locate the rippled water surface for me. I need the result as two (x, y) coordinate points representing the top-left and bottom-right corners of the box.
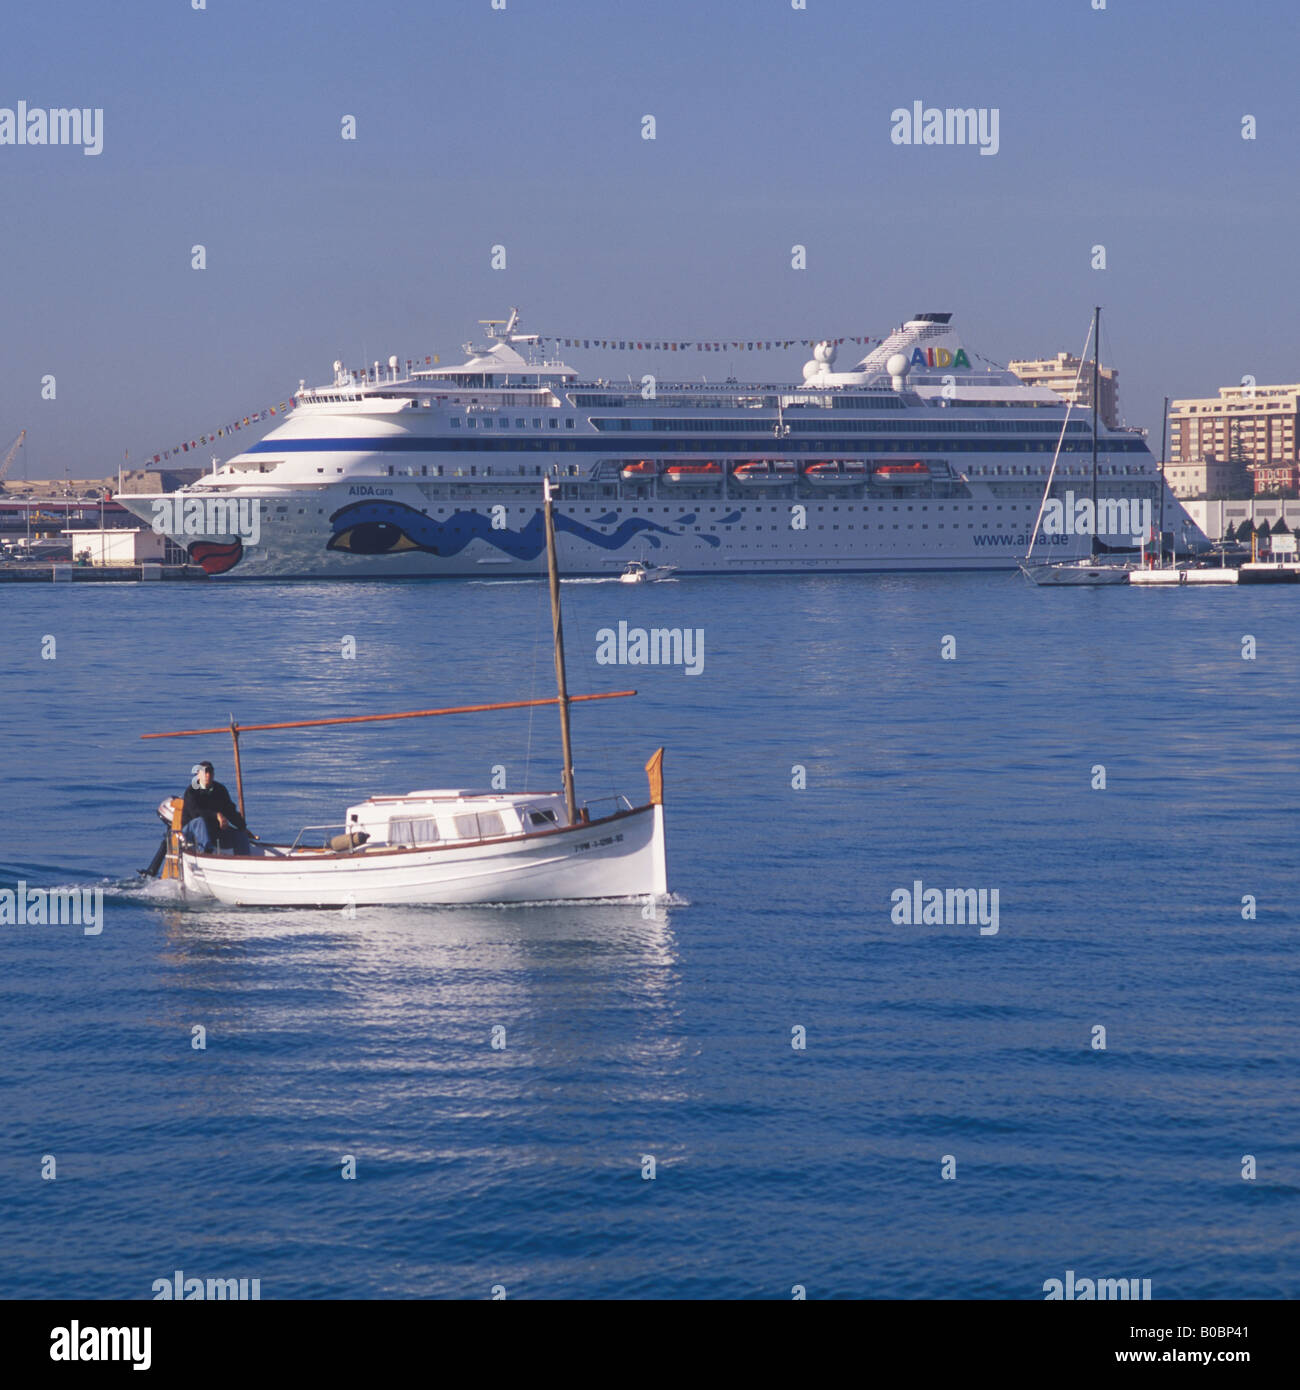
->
(1, 573), (1297, 1298)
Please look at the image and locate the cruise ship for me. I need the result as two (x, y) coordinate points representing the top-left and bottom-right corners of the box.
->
(119, 310), (1205, 578)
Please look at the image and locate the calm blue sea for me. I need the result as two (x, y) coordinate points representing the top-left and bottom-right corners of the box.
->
(1, 573), (1297, 1299)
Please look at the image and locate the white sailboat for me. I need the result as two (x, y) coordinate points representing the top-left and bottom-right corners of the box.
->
(142, 478), (669, 907)
(1020, 307), (1136, 587)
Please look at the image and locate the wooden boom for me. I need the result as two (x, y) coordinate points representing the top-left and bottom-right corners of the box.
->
(141, 690), (637, 740)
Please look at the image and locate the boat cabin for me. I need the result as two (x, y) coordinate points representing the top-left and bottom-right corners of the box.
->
(344, 789), (567, 847)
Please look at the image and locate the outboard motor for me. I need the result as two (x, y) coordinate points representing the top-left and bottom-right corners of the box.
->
(139, 797), (185, 879)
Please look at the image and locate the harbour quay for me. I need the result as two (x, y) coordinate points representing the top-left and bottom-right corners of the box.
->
(0, 560), (207, 583)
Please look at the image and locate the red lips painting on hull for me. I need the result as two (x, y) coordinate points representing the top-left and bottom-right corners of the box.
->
(188, 539), (244, 575)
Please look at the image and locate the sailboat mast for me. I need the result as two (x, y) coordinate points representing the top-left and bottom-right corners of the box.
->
(1091, 306), (1100, 557)
(1157, 394), (1169, 564)
(543, 476), (577, 825)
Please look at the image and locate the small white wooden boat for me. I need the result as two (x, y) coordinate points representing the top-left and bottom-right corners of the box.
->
(142, 478), (669, 907)
(619, 558), (678, 584)
(152, 776), (666, 906)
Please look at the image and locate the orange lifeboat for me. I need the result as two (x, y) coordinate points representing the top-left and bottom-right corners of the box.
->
(804, 460), (868, 486)
(873, 461), (930, 487)
(620, 459), (658, 481)
(663, 462), (723, 484)
(733, 460), (797, 485)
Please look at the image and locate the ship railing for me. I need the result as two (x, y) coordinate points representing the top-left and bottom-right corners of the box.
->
(581, 794), (636, 820)
(289, 823), (353, 852)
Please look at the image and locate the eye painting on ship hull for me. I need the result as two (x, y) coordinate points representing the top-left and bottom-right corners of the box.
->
(326, 500), (682, 559)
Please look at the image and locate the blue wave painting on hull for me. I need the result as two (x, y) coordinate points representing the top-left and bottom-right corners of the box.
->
(327, 501), (679, 559)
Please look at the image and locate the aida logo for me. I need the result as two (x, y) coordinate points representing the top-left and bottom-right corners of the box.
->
(911, 347), (971, 369)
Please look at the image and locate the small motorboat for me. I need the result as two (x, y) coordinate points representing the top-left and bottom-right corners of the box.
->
(732, 460), (797, 486)
(619, 559), (678, 584)
(804, 460), (868, 486)
(662, 462), (722, 484)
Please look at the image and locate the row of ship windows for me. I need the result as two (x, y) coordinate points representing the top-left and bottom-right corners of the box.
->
(276, 502), (1041, 516)
(383, 503), (1035, 515)
(451, 417), (569, 429)
(442, 414), (1093, 437)
(594, 418), (1092, 434)
(309, 462), (1141, 477)
(344, 438), (1147, 454)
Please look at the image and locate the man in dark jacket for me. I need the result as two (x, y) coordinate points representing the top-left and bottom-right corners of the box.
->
(181, 761), (253, 854)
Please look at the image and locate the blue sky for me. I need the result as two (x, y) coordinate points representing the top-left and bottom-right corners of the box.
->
(1, 0), (1296, 477)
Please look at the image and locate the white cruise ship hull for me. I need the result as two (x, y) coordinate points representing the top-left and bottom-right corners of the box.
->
(127, 485), (1112, 577)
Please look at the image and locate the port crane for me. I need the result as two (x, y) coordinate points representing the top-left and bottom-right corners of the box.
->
(0, 430), (26, 491)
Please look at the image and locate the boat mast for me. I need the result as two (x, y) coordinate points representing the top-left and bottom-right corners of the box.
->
(543, 475), (578, 825)
(1091, 305), (1100, 557)
(1158, 394), (1169, 565)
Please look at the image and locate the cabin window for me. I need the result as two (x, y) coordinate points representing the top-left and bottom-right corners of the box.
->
(528, 809), (558, 827)
(388, 817), (438, 845)
(478, 812), (505, 837)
